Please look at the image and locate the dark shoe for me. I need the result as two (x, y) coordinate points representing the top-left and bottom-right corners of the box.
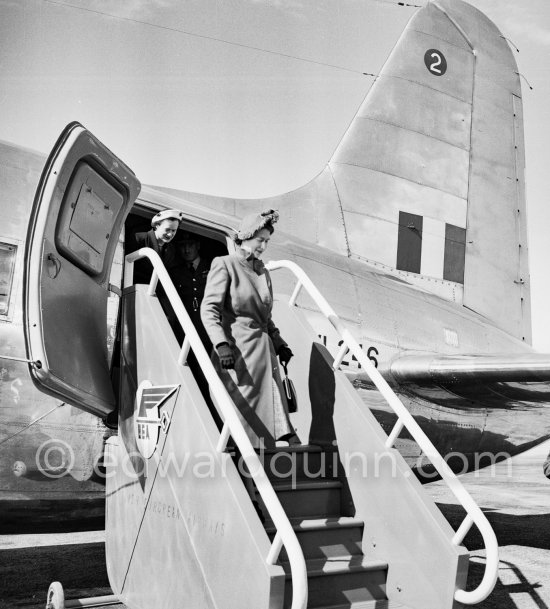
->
(277, 432), (301, 446)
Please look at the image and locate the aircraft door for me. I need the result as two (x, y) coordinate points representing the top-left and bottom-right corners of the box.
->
(24, 122), (141, 417)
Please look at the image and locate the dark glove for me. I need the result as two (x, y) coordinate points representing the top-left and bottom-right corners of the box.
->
(277, 345), (293, 366)
(216, 343), (235, 369)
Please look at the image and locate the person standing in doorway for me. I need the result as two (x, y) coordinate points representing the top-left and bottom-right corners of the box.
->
(173, 231), (211, 351)
(131, 209), (183, 285)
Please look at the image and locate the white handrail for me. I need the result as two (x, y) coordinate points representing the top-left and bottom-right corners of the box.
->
(266, 259), (499, 605)
(124, 248), (308, 609)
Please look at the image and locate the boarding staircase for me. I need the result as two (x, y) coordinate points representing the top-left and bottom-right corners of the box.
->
(257, 444), (389, 609)
(87, 249), (499, 609)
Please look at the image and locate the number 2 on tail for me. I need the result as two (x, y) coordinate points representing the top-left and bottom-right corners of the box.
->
(424, 49), (447, 76)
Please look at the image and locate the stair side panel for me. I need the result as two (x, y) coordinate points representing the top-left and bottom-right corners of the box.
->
(271, 300), (469, 609)
(106, 286), (285, 609)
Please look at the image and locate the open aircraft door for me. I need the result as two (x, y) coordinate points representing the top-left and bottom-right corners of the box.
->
(24, 122), (141, 418)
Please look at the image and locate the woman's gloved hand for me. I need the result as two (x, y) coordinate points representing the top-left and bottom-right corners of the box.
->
(216, 343), (235, 369)
(277, 345), (293, 366)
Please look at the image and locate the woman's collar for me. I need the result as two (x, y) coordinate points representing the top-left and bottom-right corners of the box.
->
(237, 246), (255, 262)
(236, 247), (264, 271)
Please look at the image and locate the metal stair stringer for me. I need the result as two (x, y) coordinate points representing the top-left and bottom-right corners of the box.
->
(270, 296), (469, 609)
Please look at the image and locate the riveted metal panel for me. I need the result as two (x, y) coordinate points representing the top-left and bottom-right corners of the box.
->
(352, 274), (402, 356)
(464, 83), (528, 340)
(269, 239), (359, 324)
(237, 166), (349, 257)
(324, 0), (475, 286)
(382, 29), (474, 104)
(343, 210), (399, 270)
(434, 0), (528, 343)
(474, 75), (520, 115)
(471, 96), (516, 169)
(409, 1), (473, 50)
(436, 0), (521, 95)
(333, 118), (469, 200)
(513, 95), (531, 343)
(476, 58), (522, 100)
(277, 167), (349, 255)
(332, 162), (467, 228)
(359, 77), (471, 151)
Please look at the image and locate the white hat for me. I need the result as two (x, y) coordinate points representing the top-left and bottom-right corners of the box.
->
(151, 209), (184, 227)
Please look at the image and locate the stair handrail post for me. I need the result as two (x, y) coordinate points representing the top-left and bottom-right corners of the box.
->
(385, 419), (405, 449)
(333, 343), (350, 370)
(266, 259), (499, 605)
(125, 249), (308, 609)
(147, 270), (159, 296)
(178, 336), (191, 366)
(216, 422), (231, 454)
(267, 531), (284, 565)
(289, 280), (303, 307)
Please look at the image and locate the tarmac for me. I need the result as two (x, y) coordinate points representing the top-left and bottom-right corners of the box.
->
(426, 437), (550, 609)
(1, 439), (549, 609)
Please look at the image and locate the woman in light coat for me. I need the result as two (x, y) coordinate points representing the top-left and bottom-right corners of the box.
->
(200, 209), (297, 448)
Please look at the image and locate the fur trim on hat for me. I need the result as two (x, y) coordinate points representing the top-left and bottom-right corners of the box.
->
(236, 209), (279, 241)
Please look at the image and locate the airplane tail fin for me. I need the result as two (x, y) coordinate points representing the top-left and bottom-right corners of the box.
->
(325, 0), (530, 342)
(159, 0), (531, 343)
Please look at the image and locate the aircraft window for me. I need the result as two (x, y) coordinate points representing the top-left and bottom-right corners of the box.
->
(0, 243), (16, 315)
(56, 162), (124, 276)
(0, 243), (17, 315)
(396, 211), (423, 274)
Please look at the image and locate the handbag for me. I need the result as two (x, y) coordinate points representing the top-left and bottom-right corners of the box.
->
(282, 362), (298, 413)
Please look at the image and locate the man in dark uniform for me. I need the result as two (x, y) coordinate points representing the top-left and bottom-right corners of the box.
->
(130, 209), (183, 284)
(172, 231), (211, 352)
(172, 231), (221, 428)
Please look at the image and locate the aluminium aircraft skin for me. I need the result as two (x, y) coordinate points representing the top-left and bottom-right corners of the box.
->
(0, 141), (107, 525)
(2, 0), (550, 520)
(146, 0), (550, 475)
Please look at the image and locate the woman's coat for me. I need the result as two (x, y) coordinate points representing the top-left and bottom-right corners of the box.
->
(200, 250), (292, 448)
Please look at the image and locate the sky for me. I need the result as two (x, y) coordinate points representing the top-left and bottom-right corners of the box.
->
(1, 0), (549, 349)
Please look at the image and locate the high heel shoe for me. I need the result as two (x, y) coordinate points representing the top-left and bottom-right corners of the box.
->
(277, 432), (301, 446)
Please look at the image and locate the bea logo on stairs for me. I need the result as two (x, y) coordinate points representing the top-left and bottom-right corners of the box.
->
(134, 380), (179, 459)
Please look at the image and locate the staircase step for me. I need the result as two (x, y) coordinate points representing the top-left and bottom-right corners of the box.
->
(266, 517), (364, 561)
(264, 480), (343, 519)
(283, 557), (387, 608)
(258, 445), (332, 482)
(318, 601), (413, 609)
(262, 445), (324, 454)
